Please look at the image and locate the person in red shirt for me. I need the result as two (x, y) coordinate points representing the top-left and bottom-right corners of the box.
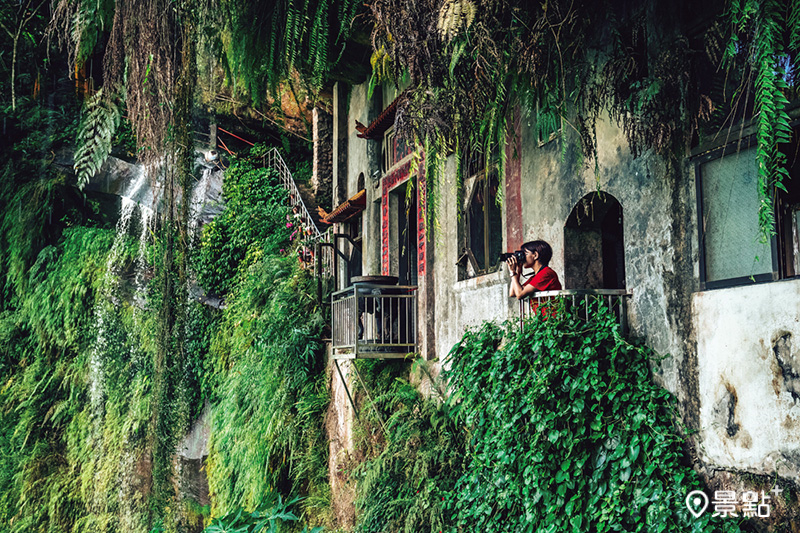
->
(507, 240), (562, 301)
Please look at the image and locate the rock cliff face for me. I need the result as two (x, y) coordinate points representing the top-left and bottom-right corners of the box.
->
(178, 404), (211, 532)
(312, 107), (334, 212)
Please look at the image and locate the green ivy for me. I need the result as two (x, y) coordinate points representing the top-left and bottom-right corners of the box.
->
(443, 303), (745, 532)
(354, 303), (750, 532)
(194, 157), (291, 295)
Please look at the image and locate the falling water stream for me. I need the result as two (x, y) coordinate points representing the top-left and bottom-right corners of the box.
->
(88, 159), (211, 403)
(85, 155), (222, 527)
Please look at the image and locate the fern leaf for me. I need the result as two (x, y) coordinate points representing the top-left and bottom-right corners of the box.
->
(74, 89), (120, 190)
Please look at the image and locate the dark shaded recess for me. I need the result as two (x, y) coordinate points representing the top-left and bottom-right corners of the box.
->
(328, 40), (373, 86)
(565, 192), (625, 290)
(725, 384), (739, 438)
(773, 333), (800, 402)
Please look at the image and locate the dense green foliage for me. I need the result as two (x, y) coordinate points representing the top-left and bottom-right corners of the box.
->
(353, 304), (750, 532)
(195, 159), (292, 295)
(0, 101), (160, 533)
(0, 174), (158, 532)
(190, 151), (329, 527)
(352, 361), (466, 533)
(0, 94), (328, 530)
(218, 0), (363, 101)
(203, 496), (323, 533)
(205, 254), (329, 521)
(444, 305), (747, 532)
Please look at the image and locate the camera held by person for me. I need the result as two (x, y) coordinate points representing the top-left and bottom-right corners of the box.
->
(507, 240), (562, 301)
(499, 250), (526, 263)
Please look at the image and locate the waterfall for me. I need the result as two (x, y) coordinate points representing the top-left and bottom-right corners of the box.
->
(89, 197), (136, 411)
(89, 156), (218, 407)
(88, 166), (153, 411)
(133, 205), (153, 309)
(188, 165), (213, 241)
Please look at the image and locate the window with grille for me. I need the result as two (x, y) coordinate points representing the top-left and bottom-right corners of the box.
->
(381, 127), (413, 173)
(458, 155), (503, 279)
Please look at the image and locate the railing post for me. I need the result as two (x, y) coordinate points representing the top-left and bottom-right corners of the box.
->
(353, 285), (359, 358)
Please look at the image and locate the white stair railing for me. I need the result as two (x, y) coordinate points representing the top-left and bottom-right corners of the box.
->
(261, 148), (333, 281)
(262, 148), (320, 238)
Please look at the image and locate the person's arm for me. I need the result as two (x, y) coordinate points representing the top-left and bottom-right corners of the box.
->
(512, 277), (540, 300)
(508, 256), (520, 297)
(508, 257), (539, 299)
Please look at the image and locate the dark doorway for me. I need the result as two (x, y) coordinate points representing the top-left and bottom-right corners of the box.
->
(391, 185), (418, 286)
(564, 192), (625, 289)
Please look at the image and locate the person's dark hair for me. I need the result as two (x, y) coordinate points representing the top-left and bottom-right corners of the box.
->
(521, 240), (553, 266)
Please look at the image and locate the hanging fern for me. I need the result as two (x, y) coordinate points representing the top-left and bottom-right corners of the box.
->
(219, 0), (364, 104)
(724, 0), (798, 240)
(73, 89), (120, 190)
(368, 0), (800, 237)
(50, 0), (115, 73)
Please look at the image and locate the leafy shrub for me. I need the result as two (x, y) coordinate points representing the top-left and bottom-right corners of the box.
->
(353, 302), (748, 532)
(443, 302), (744, 533)
(194, 158), (290, 295)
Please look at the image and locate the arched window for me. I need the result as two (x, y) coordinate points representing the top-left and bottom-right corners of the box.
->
(564, 192), (625, 289)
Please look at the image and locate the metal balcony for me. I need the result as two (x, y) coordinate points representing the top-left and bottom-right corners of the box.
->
(331, 283), (417, 359)
(519, 289), (632, 333)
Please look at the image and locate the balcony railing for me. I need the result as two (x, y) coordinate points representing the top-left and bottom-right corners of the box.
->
(519, 289), (632, 333)
(331, 283), (417, 359)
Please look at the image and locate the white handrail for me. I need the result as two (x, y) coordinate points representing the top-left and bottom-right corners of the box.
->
(262, 148), (321, 238)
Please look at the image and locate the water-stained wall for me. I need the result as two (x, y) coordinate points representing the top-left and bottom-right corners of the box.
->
(329, 75), (800, 492)
(694, 279), (800, 481)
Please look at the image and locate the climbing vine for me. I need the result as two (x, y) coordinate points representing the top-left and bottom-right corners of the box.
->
(354, 303), (752, 531)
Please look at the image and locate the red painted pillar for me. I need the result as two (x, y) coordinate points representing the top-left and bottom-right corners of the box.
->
(505, 106), (523, 249)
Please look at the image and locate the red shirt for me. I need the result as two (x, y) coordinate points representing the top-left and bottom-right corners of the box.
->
(523, 266), (562, 292)
(522, 266), (562, 318)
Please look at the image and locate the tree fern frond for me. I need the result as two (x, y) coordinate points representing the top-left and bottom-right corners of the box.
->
(790, 0), (800, 52)
(74, 89), (120, 190)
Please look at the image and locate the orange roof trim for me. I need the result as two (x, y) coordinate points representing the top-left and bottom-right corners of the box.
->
(356, 91), (407, 140)
(320, 189), (367, 224)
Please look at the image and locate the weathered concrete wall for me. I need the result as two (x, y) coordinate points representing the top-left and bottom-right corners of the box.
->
(518, 115), (695, 404)
(693, 279), (800, 481)
(431, 112), (696, 395)
(431, 154), (514, 359)
(325, 357), (357, 527)
(332, 83), (349, 207)
(345, 82), (379, 198)
(345, 81), (383, 276)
